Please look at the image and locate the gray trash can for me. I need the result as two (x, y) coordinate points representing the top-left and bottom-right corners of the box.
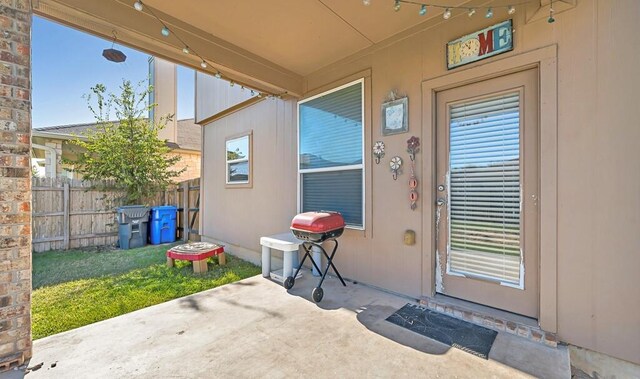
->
(117, 206), (150, 250)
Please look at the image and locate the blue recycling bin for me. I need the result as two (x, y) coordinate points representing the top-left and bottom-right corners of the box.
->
(149, 206), (178, 245)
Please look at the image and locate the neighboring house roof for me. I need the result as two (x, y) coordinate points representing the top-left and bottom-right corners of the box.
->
(34, 118), (202, 152)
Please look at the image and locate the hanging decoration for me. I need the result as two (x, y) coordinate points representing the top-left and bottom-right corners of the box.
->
(373, 141), (385, 164)
(390, 156), (403, 180)
(407, 136), (420, 210)
(102, 30), (127, 63)
(447, 20), (513, 69)
(131, 1), (286, 100)
(363, 0), (537, 20)
(382, 90), (409, 136)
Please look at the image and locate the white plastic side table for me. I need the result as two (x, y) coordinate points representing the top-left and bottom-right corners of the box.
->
(260, 233), (303, 282)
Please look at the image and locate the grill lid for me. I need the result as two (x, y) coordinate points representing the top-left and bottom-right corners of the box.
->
(291, 211), (345, 233)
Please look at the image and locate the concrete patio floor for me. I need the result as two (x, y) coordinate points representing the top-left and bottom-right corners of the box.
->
(24, 274), (569, 378)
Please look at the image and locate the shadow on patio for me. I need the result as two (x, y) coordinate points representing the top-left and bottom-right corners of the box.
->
(26, 274), (568, 378)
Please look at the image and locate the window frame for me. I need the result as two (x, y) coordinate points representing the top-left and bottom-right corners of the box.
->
(296, 78), (365, 230)
(225, 131), (253, 188)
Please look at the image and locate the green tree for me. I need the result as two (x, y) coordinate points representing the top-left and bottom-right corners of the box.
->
(67, 80), (185, 205)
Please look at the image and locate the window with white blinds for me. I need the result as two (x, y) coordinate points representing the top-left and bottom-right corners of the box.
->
(448, 92), (522, 285)
(298, 80), (364, 227)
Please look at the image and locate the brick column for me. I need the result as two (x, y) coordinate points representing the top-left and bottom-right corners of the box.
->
(0, 0), (33, 369)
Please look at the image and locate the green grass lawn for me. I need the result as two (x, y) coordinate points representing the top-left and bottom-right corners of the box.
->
(32, 244), (261, 340)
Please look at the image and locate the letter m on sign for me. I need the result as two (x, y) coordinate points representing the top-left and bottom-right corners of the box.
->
(478, 29), (494, 56)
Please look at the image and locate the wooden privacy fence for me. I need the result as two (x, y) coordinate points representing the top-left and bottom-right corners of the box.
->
(32, 177), (200, 253)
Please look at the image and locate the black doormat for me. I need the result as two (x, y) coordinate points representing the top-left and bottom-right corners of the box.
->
(386, 303), (498, 359)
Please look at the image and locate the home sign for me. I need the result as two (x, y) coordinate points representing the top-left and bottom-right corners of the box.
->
(447, 19), (513, 69)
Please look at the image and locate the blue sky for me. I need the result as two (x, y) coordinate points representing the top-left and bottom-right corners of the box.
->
(32, 16), (195, 129)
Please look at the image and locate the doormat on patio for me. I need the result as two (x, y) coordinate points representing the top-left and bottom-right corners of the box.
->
(386, 303), (497, 359)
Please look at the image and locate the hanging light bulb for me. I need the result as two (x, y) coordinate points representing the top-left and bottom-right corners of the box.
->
(485, 7), (493, 18)
(362, 0), (371, 6)
(393, 0), (401, 12)
(508, 5), (516, 15)
(182, 46), (189, 54)
(467, 8), (476, 17)
(548, 1), (555, 23)
(443, 8), (452, 20)
(200, 60), (207, 68)
(230, 81), (235, 87)
(214, 72), (222, 79)
(133, 0), (143, 11)
(161, 26), (170, 37)
(419, 5), (427, 16)
(257, 93), (263, 98)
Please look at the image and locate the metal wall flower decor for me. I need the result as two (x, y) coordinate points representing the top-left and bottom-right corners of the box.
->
(373, 141), (385, 164)
(390, 156), (403, 180)
(407, 136), (420, 210)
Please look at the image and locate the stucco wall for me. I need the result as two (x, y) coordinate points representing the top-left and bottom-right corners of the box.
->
(200, 1), (640, 364)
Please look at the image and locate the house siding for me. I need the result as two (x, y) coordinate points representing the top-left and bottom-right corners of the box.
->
(200, 1), (640, 365)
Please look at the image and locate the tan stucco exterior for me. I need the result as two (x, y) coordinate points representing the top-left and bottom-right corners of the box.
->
(198, 1), (640, 365)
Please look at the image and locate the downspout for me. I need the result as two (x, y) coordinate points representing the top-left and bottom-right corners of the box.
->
(32, 143), (57, 178)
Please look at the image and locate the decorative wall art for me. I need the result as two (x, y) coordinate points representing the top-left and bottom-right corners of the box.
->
(381, 91), (408, 136)
(407, 136), (420, 210)
(373, 141), (385, 164)
(390, 156), (403, 180)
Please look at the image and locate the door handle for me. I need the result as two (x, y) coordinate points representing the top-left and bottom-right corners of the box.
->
(436, 198), (446, 206)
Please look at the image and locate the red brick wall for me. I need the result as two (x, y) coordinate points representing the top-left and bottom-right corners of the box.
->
(0, 0), (32, 369)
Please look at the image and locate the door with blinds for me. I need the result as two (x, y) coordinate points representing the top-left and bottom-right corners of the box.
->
(435, 69), (539, 318)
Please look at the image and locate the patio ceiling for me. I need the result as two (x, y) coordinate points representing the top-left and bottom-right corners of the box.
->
(34, 0), (480, 96)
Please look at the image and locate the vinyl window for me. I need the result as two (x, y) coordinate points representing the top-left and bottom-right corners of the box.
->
(226, 132), (251, 186)
(298, 79), (364, 228)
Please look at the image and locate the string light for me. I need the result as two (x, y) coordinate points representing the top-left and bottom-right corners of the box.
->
(485, 7), (493, 18)
(130, 1), (285, 99)
(371, 1), (538, 22)
(548, 0), (555, 23)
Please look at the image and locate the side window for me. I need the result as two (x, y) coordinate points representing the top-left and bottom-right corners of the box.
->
(298, 80), (364, 228)
(225, 132), (252, 187)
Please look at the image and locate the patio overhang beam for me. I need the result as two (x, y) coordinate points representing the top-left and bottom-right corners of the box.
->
(33, 0), (304, 97)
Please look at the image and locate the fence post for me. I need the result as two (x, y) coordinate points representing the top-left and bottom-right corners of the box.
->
(182, 181), (189, 241)
(63, 182), (70, 250)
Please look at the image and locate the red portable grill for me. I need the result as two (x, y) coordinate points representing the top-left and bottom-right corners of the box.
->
(286, 211), (347, 302)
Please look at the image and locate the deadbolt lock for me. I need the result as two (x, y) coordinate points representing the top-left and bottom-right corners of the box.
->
(437, 185), (445, 192)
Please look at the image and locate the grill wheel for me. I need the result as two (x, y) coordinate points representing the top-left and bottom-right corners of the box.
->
(312, 287), (324, 303)
(284, 276), (295, 290)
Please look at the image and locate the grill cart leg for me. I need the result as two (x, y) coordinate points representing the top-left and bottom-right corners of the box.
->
(311, 239), (346, 303)
(314, 240), (346, 289)
(285, 244), (315, 290)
